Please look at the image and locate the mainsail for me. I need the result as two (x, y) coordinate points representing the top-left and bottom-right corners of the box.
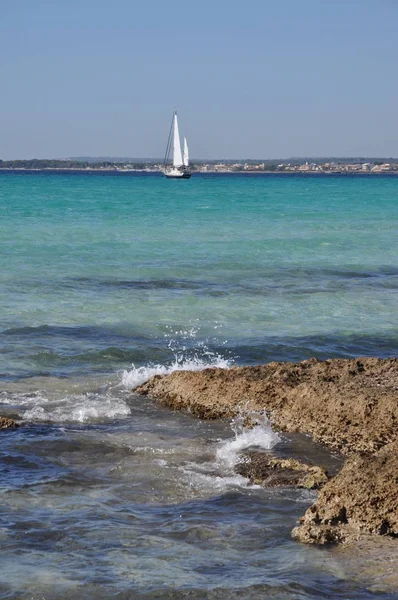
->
(172, 113), (183, 167)
(183, 137), (189, 167)
(163, 109), (191, 179)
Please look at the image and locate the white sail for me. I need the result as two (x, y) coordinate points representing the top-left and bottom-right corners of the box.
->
(183, 137), (189, 167)
(172, 112), (183, 167)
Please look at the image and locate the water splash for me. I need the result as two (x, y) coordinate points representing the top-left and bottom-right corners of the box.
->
(216, 408), (281, 470)
(20, 391), (130, 423)
(121, 323), (233, 389)
(180, 410), (281, 494)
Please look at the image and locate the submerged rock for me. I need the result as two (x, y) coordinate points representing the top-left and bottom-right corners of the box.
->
(236, 451), (329, 489)
(0, 416), (19, 429)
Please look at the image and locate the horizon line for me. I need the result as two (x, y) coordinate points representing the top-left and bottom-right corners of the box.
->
(2, 155), (398, 163)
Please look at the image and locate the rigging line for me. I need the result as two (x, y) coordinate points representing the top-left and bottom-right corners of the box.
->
(163, 110), (175, 167)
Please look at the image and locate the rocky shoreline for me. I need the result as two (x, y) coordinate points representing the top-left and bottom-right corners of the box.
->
(136, 357), (398, 545)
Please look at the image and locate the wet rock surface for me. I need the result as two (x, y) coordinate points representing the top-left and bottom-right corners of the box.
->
(292, 440), (398, 544)
(136, 358), (398, 455)
(136, 358), (398, 545)
(236, 451), (329, 489)
(0, 416), (19, 429)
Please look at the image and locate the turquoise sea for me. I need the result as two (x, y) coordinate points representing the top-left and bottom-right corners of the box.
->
(1, 171), (398, 599)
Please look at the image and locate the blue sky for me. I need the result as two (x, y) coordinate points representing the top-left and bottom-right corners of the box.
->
(1, 0), (397, 159)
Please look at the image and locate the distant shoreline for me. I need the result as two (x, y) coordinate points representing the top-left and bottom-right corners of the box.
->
(1, 168), (398, 176)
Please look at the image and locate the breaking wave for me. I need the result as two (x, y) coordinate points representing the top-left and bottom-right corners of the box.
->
(2, 390), (130, 424)
(180, 411), (281, 494)
(121, 325), (233, 389)
(216, 411), (281, 470)
(22, 392), (131, 423)
(121, 354), (232, 390)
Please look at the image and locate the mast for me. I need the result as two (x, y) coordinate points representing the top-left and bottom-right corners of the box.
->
(183, 137), (189, 167)
(172, 112), (183, 167)
(163, 111), (175, 168)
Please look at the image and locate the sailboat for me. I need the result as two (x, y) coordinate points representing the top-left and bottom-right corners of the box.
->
(163, 110), (191, 179)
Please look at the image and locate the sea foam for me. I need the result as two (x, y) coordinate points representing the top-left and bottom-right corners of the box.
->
(121, 324), (233, 389)
(216, 417), (281, 470)
(180, 412), (281, 494)
(22, 392), (130, 423)
(121, 354), (231, 390)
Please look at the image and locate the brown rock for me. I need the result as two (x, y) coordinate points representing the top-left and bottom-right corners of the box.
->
(135, 358), (398, 545)
(292, 440), (398, 544)
(136, 358), (398, 455)
(0, 416), (19, 429)
(236, 451), (329, 489)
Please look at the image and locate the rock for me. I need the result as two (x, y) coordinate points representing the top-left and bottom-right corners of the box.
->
(236, 451), (329, 489)
(136, 358), (398, 455)
(291, 521), (354, 545)
(292, 440), (398, 544)
(135, 358), (398, 545)
(0, 416), (19, 429)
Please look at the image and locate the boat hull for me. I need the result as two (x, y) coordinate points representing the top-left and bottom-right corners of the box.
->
(164, 172), (191, 179)
(163, 168), (191, 179)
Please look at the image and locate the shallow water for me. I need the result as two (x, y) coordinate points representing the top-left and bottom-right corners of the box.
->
(1, 172), (398, 598)
(0, 380), (370, 599)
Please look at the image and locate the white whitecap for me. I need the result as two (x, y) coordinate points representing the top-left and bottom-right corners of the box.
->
(179, 415), (280, 494)
(0, 390), (49, 406)
(22, 392), (130, 423)
(121, 354), (232, 390)
(121, 323), (233, 389)
(216, 420), (281, 470)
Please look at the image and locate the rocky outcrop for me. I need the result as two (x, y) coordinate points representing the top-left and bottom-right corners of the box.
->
(292, 440), (398, 544)
(0, 416), (19, 429)
(136, 358), (398, 455)
(135, 358), (398, 545)
(236, 451), (329, 490)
